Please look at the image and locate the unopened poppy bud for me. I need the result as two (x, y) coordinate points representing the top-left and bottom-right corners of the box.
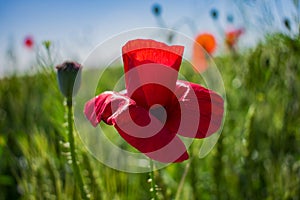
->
(210, 8), (219, 20)
(152, 4), (162, 17)
(43, 40), (51, 51)
(167, 32), (174, 43)
(283, 18), (291, 31)
(56, 61), (82, 99)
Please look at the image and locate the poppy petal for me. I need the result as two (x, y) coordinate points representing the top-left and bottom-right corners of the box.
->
(122, 39), (184, 108)
(113, 105), (188, 163)
(225, 28), (244, 47)
(112, 104), (176, 153)
(84, 91), (187, 163)
(194, 33), (216, 55)
(168, 80), (224, 139)
(145, 135), (189, 163)
(84, 91), (136, 126)
(192, 33), (216, 73)
(192, 43), (208, 73)
(122, 39), (184, 73)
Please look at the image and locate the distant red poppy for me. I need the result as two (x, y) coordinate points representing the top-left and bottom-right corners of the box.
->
(84, 39), (224, 163)
(192, 33), (216, 73)
(24, 36), (34, 49)
(225, 28), (244, 49)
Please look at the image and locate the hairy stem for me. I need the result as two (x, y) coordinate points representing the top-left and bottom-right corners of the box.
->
(149, 159), (158, 200)
(66, 97), (88, 200)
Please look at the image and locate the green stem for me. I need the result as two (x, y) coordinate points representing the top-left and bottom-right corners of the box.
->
(175, 159), (192, 200)
(149, 159), (158, 200)
(45, 46), (53, 68)
(66, 97), (88, 200)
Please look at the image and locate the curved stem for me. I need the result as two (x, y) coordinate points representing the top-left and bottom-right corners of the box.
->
(66, 97), (88, 200)
(149, 159), (158, 200)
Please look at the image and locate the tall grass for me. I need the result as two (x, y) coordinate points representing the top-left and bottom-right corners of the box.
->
(0, 33), (299, 199)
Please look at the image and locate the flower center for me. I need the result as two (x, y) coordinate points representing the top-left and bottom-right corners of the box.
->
(149, 104), (167, 124)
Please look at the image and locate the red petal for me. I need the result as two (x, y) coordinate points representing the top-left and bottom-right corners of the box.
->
(122, 39), (184, 108)
(24, 36), (34, 48)
(122, 39), (184, 73)
(113, 104), (176, 152)
(225, 28), (244, 47)
(113, 105), (188, 163)
(84, 91), (136, 126)
(84, 91), (188, 163)
(145, 136), (189, 163)
(168, 80), (224, 138)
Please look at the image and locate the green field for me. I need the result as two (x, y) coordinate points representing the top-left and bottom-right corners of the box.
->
(0, 33), (300, 199)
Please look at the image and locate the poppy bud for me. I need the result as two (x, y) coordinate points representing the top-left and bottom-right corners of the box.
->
(167, 32), (174, 43)
(152, 4), (162, 17)
(210, 8), (219, 20)
(283, 18), (291, 31)
(43, 40), (51, 51)
(56, 61), (82, 99)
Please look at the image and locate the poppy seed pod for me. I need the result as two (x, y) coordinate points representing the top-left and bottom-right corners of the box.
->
(152, 4), (162, 17)
(210, 8), (219, 20)
(56, 61), (82, 99)
(283, 18), (291, 31)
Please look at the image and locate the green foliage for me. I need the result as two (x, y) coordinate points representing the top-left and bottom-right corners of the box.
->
(0, 33), (299, 199)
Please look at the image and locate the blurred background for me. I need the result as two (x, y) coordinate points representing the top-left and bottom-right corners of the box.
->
(1, 0), (298, 76)
(0, 0), (300, 199)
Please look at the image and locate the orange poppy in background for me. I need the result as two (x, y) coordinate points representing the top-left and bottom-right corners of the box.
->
(194, 33), (216, 54)
(225, 28), (244, 49)
(192, 33), (216, 73)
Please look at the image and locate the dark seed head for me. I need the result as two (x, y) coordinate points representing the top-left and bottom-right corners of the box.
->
(152, 4), (162, 17)
(210, 8), (219, 20)
(56, 61), (82, 98)
(283, 18), (291, 31)
(167, 33), (174, 43)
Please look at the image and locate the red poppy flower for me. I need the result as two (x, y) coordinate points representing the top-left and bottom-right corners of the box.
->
(24, 36), (34, 49)
(84, 39), (224, 163)
(192, 33), (216, 73)
(225, 28), (244, 49)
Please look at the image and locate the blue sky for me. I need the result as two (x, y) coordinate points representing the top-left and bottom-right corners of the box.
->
(0, 0), (298, 76)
